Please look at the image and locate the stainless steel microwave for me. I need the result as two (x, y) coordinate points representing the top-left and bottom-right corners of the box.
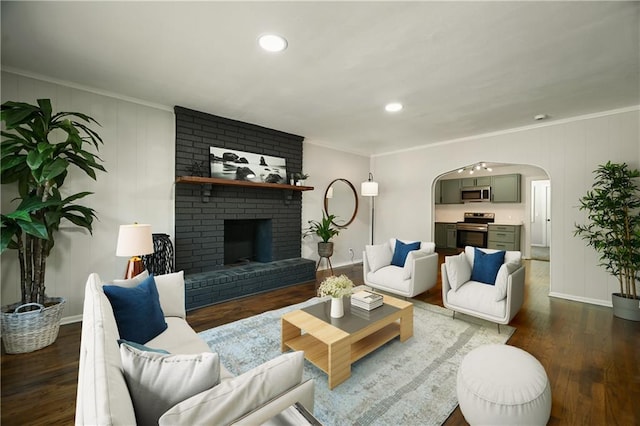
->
(461, 186), (491, 202)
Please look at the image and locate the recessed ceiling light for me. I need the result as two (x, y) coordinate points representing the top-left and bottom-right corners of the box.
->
(258, 34), (288, 52)
(385, 102), (403, 113)
(534, 114), (548, 121)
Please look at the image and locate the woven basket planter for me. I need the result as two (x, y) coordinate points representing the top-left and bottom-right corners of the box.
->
(1, 297), (66, 354)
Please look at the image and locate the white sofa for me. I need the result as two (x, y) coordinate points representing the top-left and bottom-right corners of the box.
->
(362, 239), (438, 298)
(76, 271), (315, 425)
(441, 246), (525, 326)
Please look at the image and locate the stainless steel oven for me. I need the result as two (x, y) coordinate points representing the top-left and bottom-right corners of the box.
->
(456, 212), (495, 248)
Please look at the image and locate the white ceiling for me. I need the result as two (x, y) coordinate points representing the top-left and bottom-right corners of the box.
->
(2, 1), (638, 156)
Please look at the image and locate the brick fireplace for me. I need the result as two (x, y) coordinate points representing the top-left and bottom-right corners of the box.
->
(224, 218), (272, 265)
(174, 107), (315, 309)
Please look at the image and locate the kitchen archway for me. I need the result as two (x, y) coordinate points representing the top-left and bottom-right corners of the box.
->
(432, 162), (550, 262)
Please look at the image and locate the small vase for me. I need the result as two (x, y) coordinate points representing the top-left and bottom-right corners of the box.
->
(330, 296), (344, 318)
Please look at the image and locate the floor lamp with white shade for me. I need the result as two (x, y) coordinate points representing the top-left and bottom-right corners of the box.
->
(361, 173), (379, 245)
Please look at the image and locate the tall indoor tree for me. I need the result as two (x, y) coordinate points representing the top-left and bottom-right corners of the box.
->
(575, 161), (640, 320)
(1, 99), (105, 306)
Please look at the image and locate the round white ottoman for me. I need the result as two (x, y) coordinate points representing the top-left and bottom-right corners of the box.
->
(457, 344), (551, 425)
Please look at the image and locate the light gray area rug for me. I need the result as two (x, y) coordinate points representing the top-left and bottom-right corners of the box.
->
(199, 298), (514, 426)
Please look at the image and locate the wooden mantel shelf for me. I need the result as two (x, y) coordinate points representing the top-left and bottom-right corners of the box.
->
(176, 176), (314, 191)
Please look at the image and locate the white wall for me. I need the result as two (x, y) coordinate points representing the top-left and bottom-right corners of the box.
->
(1, 72), (175, 321)
(3, 71), (637, 317)
(301, 143), (370, 268)
(372, 108), (640, 306)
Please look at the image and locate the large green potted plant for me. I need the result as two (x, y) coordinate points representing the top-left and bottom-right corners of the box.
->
(1, 99), (105, 353)
(574, 161), (640, 321)
(304, 212), (341, 257)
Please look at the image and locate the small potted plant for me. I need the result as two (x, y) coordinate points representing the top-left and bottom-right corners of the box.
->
(304, 212), (341, 258)
(574, 161), (640, 321)
(318, 274), (354, 318)
(295, 172), (309, 186)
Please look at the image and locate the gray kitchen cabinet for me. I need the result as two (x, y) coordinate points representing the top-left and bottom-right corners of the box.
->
(435, 223), (447, 248)
(440, 179), (462, 204)
(488, 224), (521, 251)
(435, 223), (457, 249)
(461, 176), (492, 187)
(446, 224), (457, 248)
(435, 173), (520, 204)
(491, 174), (521, 203)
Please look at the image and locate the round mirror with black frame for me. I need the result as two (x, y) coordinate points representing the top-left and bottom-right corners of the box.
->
(324, 178), (358, 228)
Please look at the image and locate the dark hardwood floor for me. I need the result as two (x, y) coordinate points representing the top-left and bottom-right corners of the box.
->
(2, 256), (639, 425)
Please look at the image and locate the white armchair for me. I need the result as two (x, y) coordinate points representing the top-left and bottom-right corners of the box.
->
(362, 239), (438, 298)
(441, 246), (525, 326)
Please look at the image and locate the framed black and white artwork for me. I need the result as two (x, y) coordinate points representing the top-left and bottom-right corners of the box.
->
(209, 147), (287, 184)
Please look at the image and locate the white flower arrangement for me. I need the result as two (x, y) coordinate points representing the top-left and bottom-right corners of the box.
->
(318, 274), (354, 298)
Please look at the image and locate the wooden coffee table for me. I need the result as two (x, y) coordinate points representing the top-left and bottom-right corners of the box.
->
(281, 293), (413, 389)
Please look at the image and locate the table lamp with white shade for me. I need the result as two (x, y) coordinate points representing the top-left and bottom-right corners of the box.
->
(116, 223), (154, 279)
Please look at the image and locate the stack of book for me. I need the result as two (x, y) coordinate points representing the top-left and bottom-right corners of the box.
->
(350, 306), (374, 320)
(351, 290), (383, 311)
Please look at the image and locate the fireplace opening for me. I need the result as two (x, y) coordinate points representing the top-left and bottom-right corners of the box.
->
(224, 219), (273, 265)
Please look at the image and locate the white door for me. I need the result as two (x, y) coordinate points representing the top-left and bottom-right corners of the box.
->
(531, 180), (550, 246)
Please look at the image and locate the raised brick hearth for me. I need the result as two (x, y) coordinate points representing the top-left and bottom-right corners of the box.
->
(174, 107), (315, 309)
(184, 258), (315, 310)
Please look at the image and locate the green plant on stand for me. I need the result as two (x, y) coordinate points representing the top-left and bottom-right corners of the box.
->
(1, 99), (106, 352)
(304, 212), (343, 274)
(574, 161), (640, 321)
(304, 212), (340, 243)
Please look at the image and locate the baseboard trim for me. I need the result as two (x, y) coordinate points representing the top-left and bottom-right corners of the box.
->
(548, 292), (612, 308)
(61, 314), (83, 325)
(316, 259), (363, 271)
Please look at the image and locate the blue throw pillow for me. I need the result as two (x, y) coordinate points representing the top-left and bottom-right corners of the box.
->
(471, 248), (506, 285)
(391, 240), (421, 267)
(104, 274), (168, 344)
